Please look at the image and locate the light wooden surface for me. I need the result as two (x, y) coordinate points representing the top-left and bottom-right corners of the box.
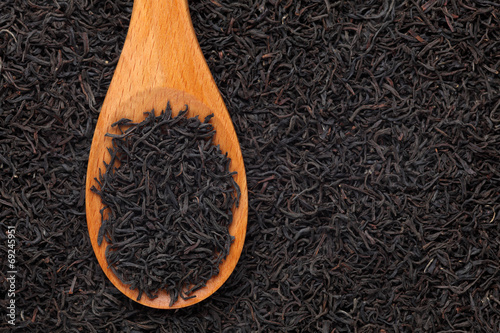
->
(85, 0), (247, 309)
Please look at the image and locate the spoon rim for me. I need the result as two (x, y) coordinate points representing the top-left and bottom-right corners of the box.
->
(86, 87), (248, 309)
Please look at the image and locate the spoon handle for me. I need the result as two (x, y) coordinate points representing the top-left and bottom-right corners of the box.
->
(109, 0), (223, 112)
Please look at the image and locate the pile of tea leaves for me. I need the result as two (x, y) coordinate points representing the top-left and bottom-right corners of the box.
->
(91, 107), (238, 305)
(1, 0), (500, 332)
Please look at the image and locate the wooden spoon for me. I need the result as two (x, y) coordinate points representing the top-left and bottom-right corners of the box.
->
(85, 0), (247, 309)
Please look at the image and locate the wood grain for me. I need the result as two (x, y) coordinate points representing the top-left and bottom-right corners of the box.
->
(85, 0), (247, 309)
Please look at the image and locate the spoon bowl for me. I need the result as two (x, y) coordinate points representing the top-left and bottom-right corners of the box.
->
(85, 0), (247, 309)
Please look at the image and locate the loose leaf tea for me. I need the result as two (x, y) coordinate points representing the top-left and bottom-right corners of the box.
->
(2, 0), (500, 331)
(91, 105), (239, 305)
